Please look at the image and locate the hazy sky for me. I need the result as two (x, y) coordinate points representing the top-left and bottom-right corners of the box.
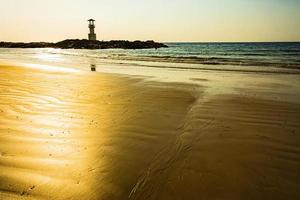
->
(0, 0), (300, 42)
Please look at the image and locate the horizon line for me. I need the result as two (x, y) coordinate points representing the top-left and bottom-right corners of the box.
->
(164, 41), (300, 43)
(1, 39), (300, 44)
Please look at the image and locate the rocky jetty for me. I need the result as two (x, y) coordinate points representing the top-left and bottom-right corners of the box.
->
(0, 42), (54, 48)
(0, 39), (167, 49)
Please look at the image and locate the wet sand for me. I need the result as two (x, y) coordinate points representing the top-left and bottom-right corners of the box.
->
(0, 64), (300, 200)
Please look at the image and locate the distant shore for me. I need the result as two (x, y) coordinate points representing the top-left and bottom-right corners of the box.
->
(0, 39), (168, 49)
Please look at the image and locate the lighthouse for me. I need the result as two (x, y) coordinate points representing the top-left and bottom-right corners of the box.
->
(88, 19), (97, 41)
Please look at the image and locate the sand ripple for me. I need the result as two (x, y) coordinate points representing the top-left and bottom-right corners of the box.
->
(1, 64), (300, 200)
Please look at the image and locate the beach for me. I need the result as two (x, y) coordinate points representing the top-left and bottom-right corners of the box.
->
(0, 61), (300, 200)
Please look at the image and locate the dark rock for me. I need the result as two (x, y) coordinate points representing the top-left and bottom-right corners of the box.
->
(0, 42), (54, 48)
(0, 39), (168, 49)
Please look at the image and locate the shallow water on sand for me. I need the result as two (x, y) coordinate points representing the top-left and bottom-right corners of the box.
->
(1, 42), (300, 75)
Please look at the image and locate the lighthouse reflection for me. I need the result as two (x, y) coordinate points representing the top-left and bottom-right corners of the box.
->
(90, 64), (96, 72)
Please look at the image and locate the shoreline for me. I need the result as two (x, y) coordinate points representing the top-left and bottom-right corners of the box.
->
(1, 63), (300, 199)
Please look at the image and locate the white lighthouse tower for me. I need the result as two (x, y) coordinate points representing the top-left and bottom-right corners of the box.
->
(88, 19), (97, 41)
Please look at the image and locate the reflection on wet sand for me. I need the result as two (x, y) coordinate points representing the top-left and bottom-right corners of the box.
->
(1, 64), (300, 200)
(91, 64), (96, 72)
(0, 65), (195, 199)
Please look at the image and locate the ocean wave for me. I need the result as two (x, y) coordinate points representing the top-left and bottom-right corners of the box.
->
(1, 43), (300, 73)
(42, 50), (300, 69)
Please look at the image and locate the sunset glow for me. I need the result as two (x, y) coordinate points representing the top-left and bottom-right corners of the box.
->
(0, 0), (299, 42)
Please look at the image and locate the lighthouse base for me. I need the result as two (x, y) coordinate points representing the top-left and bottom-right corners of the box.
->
(88, 33), (97, 41)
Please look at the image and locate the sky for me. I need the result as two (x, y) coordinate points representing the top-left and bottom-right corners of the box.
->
(0, 0), (300, 42)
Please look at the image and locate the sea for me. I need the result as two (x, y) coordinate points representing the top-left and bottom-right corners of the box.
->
(0, 42), (300, 74)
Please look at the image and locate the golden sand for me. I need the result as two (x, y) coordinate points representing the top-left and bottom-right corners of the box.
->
(0, 64), (300, 200)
